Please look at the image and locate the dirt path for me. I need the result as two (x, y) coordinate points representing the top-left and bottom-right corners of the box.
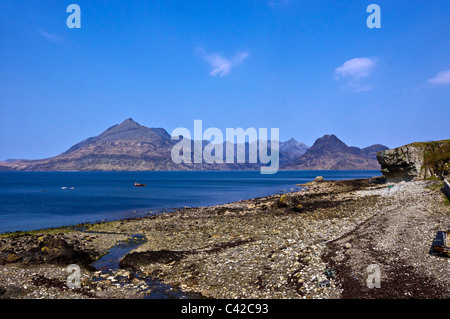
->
(322, 181), (449, 299)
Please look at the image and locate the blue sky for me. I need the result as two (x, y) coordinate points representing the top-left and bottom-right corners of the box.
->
(0, 0), (449, 160)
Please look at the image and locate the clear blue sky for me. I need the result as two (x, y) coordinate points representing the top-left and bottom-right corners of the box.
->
(1, 0), (449, 160)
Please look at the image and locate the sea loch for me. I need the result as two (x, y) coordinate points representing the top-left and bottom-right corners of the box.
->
(0, 170), (380, 234)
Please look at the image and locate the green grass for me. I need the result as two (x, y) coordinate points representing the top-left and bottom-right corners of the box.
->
(425, 180), (450, 207)
(0, 224), (83, 238)
(426, 181), (444, 191)
(408, 139), (450, 178)
(444, 196), (450, 207)
(410, 139), (450, 148)
(423, 141), (450, 177)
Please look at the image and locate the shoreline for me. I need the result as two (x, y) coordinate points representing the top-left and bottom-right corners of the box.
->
(0, 177), (448, 299)
(0, 169), (381, 235)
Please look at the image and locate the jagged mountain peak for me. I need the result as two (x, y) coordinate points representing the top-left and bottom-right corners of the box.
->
(101, 118), (142, 136)
(284, 138), (298, 144)
(62, 118), (171, 155)
(120, 117), (140, 127)
(98, 118), (171, 141)
(315, 134), (341, 143)
(283, 134), (388, 170)
(280, 138), (309, 156)
(309, 134), (348, 153)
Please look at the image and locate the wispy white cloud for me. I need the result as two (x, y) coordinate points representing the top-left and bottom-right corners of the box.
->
(197, 48), (249, 77)
(334, 57), (376, 80)
(40, 30), (65, 43)
(343, 82), (374, 93)
(428, 69), (450, 85)
(268, 0), (290, 9)
(334, 57), (376, 92)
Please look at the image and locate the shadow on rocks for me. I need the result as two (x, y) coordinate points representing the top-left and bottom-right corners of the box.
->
(0, 235), (95, 270)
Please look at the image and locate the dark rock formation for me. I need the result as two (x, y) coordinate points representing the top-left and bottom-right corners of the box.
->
(119, 250), (187, 269)
(0, 235), (94, 269)
(119, 239), (253, 270)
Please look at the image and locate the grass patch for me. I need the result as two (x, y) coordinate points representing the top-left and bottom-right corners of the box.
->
(0, 228), (70, 238)
(425, 180), (450, 207)
(0, 224), (87, 238)
(409, 139), (450, 178)
(444, 197), (450, 207)
(426, 181), (444, 191)
(419, 140), (449, 177)
(411, 139), (450, 148)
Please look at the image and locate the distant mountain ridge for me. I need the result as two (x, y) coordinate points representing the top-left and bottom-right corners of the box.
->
(63, 118), (172, 155)
(0, 119), (387, 171)
(284, 134), (388, 170)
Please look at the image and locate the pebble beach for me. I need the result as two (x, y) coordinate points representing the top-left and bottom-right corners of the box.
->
(0, 178), (448, 299)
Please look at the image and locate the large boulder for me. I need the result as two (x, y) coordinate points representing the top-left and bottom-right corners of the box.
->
(377, 145), (427, 182)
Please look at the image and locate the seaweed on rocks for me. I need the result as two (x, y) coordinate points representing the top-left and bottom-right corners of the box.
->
(119, 239), (254, 269)
(0, 235), (95, 270)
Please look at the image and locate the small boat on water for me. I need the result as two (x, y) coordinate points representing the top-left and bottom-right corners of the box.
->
(134, 182), (146, 187)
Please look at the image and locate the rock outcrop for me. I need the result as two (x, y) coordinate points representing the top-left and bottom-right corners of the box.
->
(377, 145), (427, 182)
(0, 235), (94, 269)
(377, 139), (450, 182)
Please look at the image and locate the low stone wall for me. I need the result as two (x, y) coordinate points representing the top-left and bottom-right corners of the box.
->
(444, 179), (450, 199)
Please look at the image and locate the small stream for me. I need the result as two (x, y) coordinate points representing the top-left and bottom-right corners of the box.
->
(89, 233), (203, 299)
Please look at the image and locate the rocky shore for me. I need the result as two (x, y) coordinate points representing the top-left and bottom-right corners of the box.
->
(0, 177), (448, 299)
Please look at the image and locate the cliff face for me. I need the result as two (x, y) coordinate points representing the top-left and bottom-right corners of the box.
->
(377, 145), (427, 182)
(377, 140), (450, 181)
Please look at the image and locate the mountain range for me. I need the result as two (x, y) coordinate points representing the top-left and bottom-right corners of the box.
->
(283, 134), (388, 170)
(0, 118), (388, 171)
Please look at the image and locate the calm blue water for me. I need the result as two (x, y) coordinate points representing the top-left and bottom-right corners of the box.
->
(0, 170), (380, 234)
